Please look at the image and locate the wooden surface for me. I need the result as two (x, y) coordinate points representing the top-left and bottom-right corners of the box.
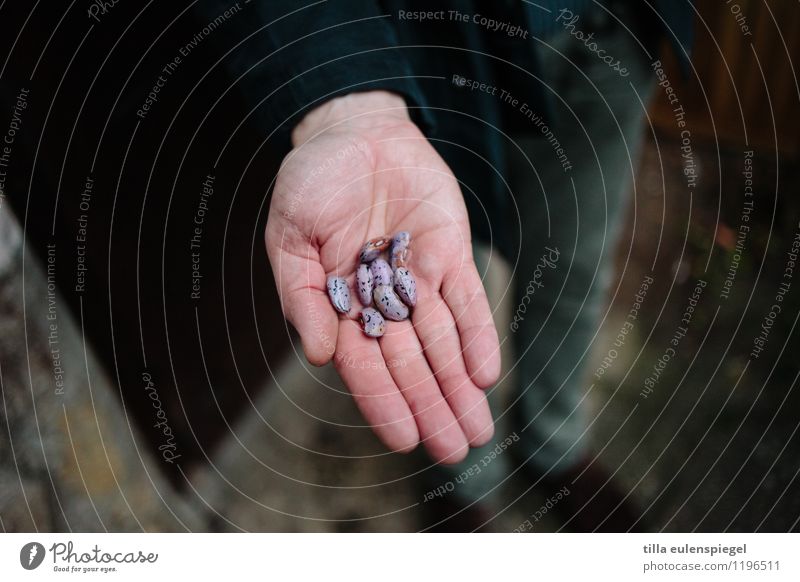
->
(650, 0), (800, 158)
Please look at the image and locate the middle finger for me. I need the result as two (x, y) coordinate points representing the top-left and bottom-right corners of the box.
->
(379, 320), (469, 464)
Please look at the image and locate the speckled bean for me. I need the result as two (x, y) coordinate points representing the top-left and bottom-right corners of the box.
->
(391, 247), (412, 270)
(393, 267), (417, 307)
(390, 231), (411, 269)
(359, 307), (386, 337)
(370, 258), (393, 287)
(392, 231), (411, 249)
(359, 235), (392, 263)
(373, 284), (409, 321)
(355, 264), (373, 306)
(326, 276), (351, 314)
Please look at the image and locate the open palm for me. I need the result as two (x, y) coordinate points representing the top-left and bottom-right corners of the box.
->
(266, 110), (500, 464)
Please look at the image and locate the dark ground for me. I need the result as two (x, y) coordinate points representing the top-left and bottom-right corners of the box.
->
(595, 133), (800, 532)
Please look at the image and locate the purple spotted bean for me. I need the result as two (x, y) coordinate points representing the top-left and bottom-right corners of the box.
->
(390, 246), (410, 270)
(390, 231), (411, 269)
(393, 267), (417, 307)
(373, 284), (409, 321)
(355, 263), (373, 306)
(359, 307), (386, 337)
(370, 258), (393, 287)
(326, 276), (351, 314)
(359, 235), (392, 263)
(392, 231), (410, 248)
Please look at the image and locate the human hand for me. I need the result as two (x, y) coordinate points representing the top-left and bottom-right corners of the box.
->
(265, 91), (500, 464)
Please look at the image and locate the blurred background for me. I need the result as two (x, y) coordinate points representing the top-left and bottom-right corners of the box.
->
(1, 0), (799, 532)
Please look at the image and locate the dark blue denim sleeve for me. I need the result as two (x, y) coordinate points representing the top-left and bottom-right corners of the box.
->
(192, 0), (435, 151)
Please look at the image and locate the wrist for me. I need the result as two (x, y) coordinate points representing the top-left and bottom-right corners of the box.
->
(291, 90), (411, 147)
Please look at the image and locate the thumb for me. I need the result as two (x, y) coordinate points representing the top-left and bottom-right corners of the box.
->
(266, 226), (339, 366)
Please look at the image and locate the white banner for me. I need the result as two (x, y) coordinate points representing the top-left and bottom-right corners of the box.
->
(0, 533), (797, 580)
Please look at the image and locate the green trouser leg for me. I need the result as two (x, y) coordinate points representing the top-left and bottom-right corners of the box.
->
(427, 3), (655, 503)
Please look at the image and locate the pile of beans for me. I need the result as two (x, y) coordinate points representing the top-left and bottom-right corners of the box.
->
(326, 231), (417, 338)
